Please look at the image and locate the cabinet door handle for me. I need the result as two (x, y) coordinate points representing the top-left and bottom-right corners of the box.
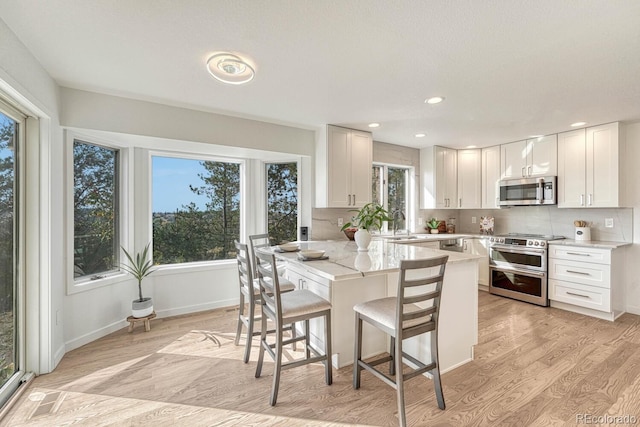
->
(588, 194), (593, 206)
(566, 291), (590, 298)
(580, 194), (584, 206)
(567, 252), (590, 256)
(566, 270), (590, 276)
(521, 166), (526, 177)
(459, 198), (462, 207)
(528, 165), (532, 176)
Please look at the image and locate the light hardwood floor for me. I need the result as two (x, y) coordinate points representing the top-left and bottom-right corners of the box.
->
(3, 291), (640, 426)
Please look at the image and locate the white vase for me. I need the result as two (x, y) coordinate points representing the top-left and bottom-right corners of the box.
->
(354, 229), (372, 251)
(132, 297), (153, 318)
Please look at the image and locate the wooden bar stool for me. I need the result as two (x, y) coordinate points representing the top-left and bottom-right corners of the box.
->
(254, 248), (332, 406)
(353, 255), (448, 427)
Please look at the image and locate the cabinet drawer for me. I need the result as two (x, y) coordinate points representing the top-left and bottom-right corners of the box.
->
(549, 279), (610, 312)
(549, 245), (610, 264)
(548, 258), (610, 288)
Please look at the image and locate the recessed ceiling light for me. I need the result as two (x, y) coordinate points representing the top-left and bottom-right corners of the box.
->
(415, 133), (426, 138)
(206, 53), (255, 85)
(571, 122), (586, 127)
(466, 145), (477, 149)
(368, 123), (380, 128)
(425, 97), (444, 104)
(529, 135), (543, 138)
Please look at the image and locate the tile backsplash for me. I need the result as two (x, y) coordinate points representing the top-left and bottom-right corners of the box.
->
(312, 206), (633, 243)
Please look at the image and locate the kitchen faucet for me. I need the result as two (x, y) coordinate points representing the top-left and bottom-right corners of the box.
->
(392, 209), (406, 236)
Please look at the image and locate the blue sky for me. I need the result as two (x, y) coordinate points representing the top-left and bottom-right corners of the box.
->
(152, 156), (210, 212)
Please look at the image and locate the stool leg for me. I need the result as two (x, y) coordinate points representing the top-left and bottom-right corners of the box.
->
(255, 309), (268, 379)
(324, 311), (332, 385)
(270, 324), (283, 406)
(353, 313), (363, 389)
(128, 321), (134, 333)
(395, 337), (407, 427)
(389, 336), (396, 376)
(304, 319), (311, 359)
(235, 294), (245, 346)
(431, 331), (446, 410)
(243, 298), (255, 363)
(144, 319), (151, 332)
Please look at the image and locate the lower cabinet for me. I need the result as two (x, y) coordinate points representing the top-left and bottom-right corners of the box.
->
(548, 244), (625, 321)
(463, 238), (489, 288)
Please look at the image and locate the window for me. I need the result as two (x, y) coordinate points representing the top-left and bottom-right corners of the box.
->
(266, 162), (298, 243)
(73, 140), (119, 279)
(152, 156), (241, 264)
(372, 164), (410, 231)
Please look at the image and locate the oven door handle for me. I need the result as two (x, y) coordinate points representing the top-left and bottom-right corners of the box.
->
(490, 245), (546, 256)
(490, 265), (546, 278)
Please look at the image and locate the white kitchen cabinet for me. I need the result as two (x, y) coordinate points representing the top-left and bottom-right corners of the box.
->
(457, 149), (481, 209)
(462, 238), (489, 287)
(548, 244), (625, 321)
(481, 145), (501, 208)
(420, 146), (457, 209)
(317, 125), (372, 208)
(500, 135), (557, 179)
(557, 122), (624, 208)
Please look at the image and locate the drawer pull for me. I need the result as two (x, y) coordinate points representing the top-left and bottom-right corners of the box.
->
(566, 252), (590, 256)
(566, 270), (590, 275)
(566, 291), (590, 299)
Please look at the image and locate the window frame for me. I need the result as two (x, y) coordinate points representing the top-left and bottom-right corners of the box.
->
(149, 150), (245, 267)
(372, 162), (415, 233)
(65, 131), (130, 295)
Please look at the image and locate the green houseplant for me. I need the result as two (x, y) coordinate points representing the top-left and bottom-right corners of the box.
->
(121, 243), (155, 318)
(426, 218), (440, 234)
(341, 203), (392, 251)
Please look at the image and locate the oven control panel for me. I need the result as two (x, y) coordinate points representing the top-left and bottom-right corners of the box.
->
(489, 237), (547, 248)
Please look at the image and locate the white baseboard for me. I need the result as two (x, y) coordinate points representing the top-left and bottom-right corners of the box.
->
(155, 298), (239, 318)
(626, 304), (640, 316)
(52, 344), (66, 371)
(64, 318), (129, 352)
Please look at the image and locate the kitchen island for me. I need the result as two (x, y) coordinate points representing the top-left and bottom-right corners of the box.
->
(274, 239), (480, 372)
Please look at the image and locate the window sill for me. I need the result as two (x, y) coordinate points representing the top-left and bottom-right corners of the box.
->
(67, 271), (129, 295)
(152, 259), (236, 277)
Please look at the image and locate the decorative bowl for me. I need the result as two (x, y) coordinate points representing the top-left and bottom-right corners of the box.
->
(299, 249), (325, 259)
(277, 243), (299, 252)
(343, 227), (357, 241)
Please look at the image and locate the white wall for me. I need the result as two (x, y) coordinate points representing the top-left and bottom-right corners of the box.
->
(623, 120), (640, 315)
(0, 18), (64, 374)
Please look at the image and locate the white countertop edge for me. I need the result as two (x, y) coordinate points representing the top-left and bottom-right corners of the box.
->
(549, 239), (631, 249)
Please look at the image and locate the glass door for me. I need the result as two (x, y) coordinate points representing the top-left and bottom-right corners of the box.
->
(0, 103), (24, 406)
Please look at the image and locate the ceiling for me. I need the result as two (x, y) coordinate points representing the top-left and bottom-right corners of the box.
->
(2, 0), (640, 149)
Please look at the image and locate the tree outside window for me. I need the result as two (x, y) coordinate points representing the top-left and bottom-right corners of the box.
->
(372, 164), (409, 231)
(266, 162), (298, 244)
(152, 156), (241, 264)
(73, 140), (118, 278)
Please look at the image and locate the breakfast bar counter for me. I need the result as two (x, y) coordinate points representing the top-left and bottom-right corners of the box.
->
(273, 240), (480, 372)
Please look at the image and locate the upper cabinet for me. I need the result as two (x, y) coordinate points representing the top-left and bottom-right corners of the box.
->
(420, 146), (457, 209)
(558, 122), (624, 208)
(501, 135), (557, 179)
(457, 149), (481, 209)
(481, 145), (501, 208)
(318, 125), (372, 208)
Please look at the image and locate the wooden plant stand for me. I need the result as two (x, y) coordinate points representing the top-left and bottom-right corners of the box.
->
(127, 312), (156, 332)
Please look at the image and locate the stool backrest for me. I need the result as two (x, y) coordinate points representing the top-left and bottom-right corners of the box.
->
(234, 240), (255, 301)
(396, 256), (448, 340)
(254, 248), (283, 320)
(249, 233), (272, 274)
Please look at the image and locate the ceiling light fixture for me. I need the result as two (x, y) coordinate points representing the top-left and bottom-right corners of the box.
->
(529, 135), (543, 138)
(368, 123), (380, 128)
(466, 145), (477, 149)
(415, 133), (426, 138)
(571, 122), (586, 127)
(425, 96), (444, 104)
(206, 53), (255, 85)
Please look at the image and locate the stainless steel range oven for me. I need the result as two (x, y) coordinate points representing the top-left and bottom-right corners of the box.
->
(488, 234), (564, 306)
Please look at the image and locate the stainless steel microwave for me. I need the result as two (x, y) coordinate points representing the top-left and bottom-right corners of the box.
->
(499, 176), (556, 206)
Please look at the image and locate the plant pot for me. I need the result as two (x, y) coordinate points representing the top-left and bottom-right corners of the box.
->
(354, 229), (372, 251)
(430, 229), (439, 234)
(132, 297), (153, 318)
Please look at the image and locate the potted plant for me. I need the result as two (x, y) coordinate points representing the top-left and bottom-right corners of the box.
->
(121, 243), (155, 318)
(426, 218), (441, 234)
(341, 202), (392, 251)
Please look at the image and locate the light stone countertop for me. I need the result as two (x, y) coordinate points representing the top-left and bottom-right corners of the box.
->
(549, 239), (631, 249)
(273, 240), (481, 282)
